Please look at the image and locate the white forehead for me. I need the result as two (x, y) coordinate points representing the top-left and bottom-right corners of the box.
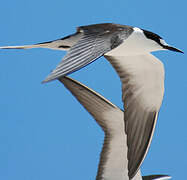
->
(133, 27), (143, 33)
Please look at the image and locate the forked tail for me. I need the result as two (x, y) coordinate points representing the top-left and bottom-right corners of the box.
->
(0, 44), (44, 49)
(0, 32), (82, 51)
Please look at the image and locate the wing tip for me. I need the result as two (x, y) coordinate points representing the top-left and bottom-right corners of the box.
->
(128, 111), (158, 179)
(41, 79), (49, 84)
(142, 174), (171, 180)
(162, 175), (172, 180)
(41, 78), (54, 84)
(42, 73), (59, 83)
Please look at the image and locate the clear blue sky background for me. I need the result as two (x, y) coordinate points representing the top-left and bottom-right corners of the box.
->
(0, 0), (186, 180)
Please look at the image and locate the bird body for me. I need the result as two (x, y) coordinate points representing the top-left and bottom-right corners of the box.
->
(0, 23), (182, 179)
(0, 23), (182, 83)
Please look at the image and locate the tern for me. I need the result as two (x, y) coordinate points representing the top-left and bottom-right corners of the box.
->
(59, 76), (171, 180)
(0, 23), (183, 179)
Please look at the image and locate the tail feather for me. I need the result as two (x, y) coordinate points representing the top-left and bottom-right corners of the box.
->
(0, 38), (73, 50)
(0, 32), (82, 51)
(0, 44), (43, 50)
(0, 41), (68, 50)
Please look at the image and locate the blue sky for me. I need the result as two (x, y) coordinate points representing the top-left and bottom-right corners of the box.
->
(0, 0), (186, 179)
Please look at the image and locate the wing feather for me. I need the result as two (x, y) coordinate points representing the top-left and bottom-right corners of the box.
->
(59, 76), (167, 180)
(58, 76), (120, 131)
(43, 34), (111, 83)
(105, 53), (165, 179)
(43, 23), (133, 83)
(59, 77), (131, 180)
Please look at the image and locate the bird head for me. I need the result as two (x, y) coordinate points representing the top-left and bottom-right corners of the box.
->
(142, 29), (183, 53)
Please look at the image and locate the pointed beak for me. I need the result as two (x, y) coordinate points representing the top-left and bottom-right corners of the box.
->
(165, 45), (184, 53)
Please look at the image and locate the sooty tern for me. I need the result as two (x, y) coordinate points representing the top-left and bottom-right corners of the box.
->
(0, 23), (183, 179)
(59, 76), (171, 180)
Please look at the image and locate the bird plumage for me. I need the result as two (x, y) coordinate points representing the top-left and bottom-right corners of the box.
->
(59, 76), (171, 180)
(0, 23), (182, 179)
(105, 54), (165, 178)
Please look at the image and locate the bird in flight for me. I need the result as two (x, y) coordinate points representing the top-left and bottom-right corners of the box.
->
(0, 23), (182, 83)
(0, 23), (183, 179)
(59, 76), (171, 180)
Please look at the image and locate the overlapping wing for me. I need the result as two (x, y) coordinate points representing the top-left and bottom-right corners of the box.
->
(105, 53), (165, 179)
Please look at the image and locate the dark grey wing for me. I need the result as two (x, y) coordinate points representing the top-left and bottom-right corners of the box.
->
(43, 23), (133, 83)
(105, 54), (165, 179)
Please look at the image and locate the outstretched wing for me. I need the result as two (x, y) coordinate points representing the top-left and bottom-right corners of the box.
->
(59, 76), (142, 180)
(58, 76), (120, 130)
(43, 23), (133, 83)
(105, 53), (165, 179)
